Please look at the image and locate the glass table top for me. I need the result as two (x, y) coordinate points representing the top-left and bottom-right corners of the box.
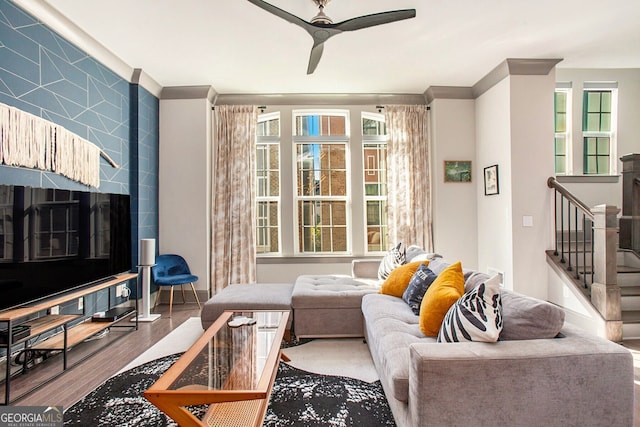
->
(167, 311), (286, 392)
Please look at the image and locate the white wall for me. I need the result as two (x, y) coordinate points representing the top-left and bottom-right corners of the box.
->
(508, 73), (556, 298)
(159, 98), (212, 294)
(474, 71), (556, 299)
(430, 98), (478, 268)
(475, 78), (514, 289)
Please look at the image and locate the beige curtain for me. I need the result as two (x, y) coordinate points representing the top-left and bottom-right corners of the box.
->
(211, 105), (257, 293)
(384, 104), (433, 251)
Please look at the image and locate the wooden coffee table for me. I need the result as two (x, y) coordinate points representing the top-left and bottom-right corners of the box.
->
(144, 310), (290, 427)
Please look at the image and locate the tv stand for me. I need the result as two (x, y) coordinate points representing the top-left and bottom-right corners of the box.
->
(0, 272), (138, 405)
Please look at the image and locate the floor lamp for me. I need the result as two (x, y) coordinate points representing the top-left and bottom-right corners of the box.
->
(135, 238), (161, 322)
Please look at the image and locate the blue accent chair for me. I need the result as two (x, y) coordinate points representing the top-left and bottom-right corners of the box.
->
(152, 254), (202, 317)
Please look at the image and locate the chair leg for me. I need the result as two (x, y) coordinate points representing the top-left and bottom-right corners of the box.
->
(180, 284), (187, 304)
(190, 282), (202, 309)
(168, 286), (174, 318)
(153, 287), (162, 309)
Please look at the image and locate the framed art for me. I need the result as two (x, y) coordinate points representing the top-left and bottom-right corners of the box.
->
(443, 160), (472, 183)
(484, 164), (499, 195)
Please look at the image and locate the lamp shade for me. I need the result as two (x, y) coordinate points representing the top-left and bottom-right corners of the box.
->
(140, 239), (156, 266)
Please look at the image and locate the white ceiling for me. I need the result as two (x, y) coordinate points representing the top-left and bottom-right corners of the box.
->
(37, 0), (640, 94)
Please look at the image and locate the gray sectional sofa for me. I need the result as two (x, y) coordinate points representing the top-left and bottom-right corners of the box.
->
(201, 255), (634, 426)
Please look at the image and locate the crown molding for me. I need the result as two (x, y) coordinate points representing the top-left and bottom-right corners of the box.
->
(472, 58), (563, 98)
(131, 69), (162, 97)
(213, 93), (427, 106)
(424, 86), (474, 104)
(425, 58), (563, 102)
(161, 86), (217, 102)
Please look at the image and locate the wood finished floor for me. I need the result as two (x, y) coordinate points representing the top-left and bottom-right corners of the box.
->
(11, 302), (202, 409)
(7, 306), (640, 424)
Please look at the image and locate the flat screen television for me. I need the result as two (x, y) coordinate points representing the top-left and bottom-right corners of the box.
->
(0, 184), (132, 312)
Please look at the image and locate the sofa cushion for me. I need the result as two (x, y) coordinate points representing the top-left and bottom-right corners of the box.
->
(378, 242), (405, 280)
(401, 265), (437, 314)
(419, 261), (465, 337)
(437, 274), (503, 342)
(362, 293), (433, 403)
(379, 260), (428, 298)
(500, 288), (565, 340)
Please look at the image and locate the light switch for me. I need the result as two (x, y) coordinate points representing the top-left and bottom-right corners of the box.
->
(522, 215), (533, 227)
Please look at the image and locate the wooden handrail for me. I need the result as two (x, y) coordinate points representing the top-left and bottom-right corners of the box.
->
(547, 177), (594, 220)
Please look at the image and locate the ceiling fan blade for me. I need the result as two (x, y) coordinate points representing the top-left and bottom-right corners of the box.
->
(335, 9), (416, 32)
(307, 42), (325, 75)
(246, 0), (310, 30)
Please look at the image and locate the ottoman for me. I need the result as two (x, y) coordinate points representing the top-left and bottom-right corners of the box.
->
(200, 283), (294, 338)
(291, 275), (379, 338)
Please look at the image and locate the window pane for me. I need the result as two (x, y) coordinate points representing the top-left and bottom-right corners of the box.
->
(296, 143), (347, 197)
(256, 201), (279, 254)
(600, 113), (611, 132)
(585, 113), (601, 131)
(554, 92), (567, 113)
(597, 156), (610, 174)
(585, 137), (597, 155)
(256, 144), (280, 197)
(257, 118), (280, 137)
(597, 137), (610, 154)
(555, 137), (565, 154)
(600, 92), (611, 113)
(295, 114), (347, 136)
(555, 112), (566, 133)
(555, 156), (566, 174)
(298, 201), (347, 252)
(586, 92), (601, 112)
(363, 118), (386, 135)
(366, 200), (387, 252)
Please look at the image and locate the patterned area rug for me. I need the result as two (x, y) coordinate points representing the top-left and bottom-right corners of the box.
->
(63, 353), (395, 426)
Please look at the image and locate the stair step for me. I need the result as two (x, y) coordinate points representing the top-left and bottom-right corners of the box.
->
(622, 310), (640, 323)
(618, 265), (640, 273)
(622, 322), (640, 340)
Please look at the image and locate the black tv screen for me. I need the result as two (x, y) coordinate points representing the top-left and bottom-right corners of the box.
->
(0, 184), (132, 311)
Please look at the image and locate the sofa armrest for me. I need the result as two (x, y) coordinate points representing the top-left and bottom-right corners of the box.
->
(351, 259), (381, 280)
(407, 326), (633, 427)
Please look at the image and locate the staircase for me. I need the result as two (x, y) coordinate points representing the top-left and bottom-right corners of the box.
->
(619, 249), (640, 338)
(547, 168), (640, 341)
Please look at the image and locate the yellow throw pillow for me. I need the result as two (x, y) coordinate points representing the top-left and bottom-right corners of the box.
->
(379, 260), (429, 298)
(419, 261), (465, 336)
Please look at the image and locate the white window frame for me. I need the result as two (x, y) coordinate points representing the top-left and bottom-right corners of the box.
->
(256, 111), (282, 255)
(362, 112), (388, 254)
(554, 85), (572, 175)
(582, 83), (618, 175)
(292, 109), (352, 255)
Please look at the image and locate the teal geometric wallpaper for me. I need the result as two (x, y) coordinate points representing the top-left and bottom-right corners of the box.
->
(0, 0), (133, 194)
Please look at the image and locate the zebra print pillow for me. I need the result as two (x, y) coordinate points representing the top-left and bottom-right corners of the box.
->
(437, 274), (503, 343)
(377, 242), (406, 280)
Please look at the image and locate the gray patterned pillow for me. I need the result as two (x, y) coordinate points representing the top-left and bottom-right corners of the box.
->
(402, 265), (437, 315)
(437, 275), (503, 342)
(377, 242), (406, 280)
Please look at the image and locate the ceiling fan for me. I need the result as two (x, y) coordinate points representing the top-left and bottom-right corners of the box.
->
(246, 0), (416, 74)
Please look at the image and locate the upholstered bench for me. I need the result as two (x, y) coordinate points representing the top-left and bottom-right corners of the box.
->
(200, 283), (294, 339)
(291, 275), (379, 338)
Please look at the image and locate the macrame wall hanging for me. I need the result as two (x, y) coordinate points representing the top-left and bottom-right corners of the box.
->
(0, 102), (119, 188)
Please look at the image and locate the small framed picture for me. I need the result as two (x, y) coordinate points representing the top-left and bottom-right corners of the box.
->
(443, 160), (472, 183)
(484, 164), (499, 195)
